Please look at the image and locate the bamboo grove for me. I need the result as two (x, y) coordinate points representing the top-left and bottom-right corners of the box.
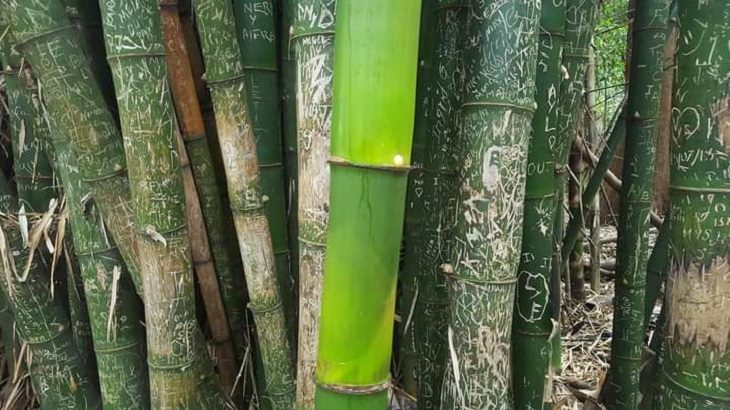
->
(0, 0), (726, 409)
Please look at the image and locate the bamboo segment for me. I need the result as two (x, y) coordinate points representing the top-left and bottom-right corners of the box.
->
(277, 0), (300, 318)
(314, 1), (422, 408)
(160, 0), (249, 373)
(290, 0), (335, 407)
(233, 0), (296, 346)
(0, 25), (101, 406)
(440, 1), (539, 408)
(607, 2), (671, 407)
(174, 128), (238, 394)
(657, 1), (730, 407)
(399, 1), (467, 407)
(97, 0), (233, 407)
(568, 140), (586, 301)
(555, 0), (600, 276)
(9, 0), (146, 297)
(44, 132), (150, 410)
(193, 0), (296, 407)
(511, 0), (565, 407)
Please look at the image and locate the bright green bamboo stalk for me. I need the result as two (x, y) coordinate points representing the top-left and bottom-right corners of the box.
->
(290, 0), (336, 407)
(314, 1), (421, 408)
(607, 2), (671, 407)
(656, 1), (730, 407)
(440, 1), (539, 407)
(398, 1), (467, 407)
(0, 28), (101, 407)
(9, 0), (146, 297)
(555, 0), (600, 281)
(97, 0), (233, 406)
(44, 134), (150, 409)
(193, 1), (296, 407)
(512, 0), (565, 407)
(234, 0), (296, 345)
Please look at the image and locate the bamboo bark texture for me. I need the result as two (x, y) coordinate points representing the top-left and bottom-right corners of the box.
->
(656, 1), (730, 407)
(607, 1), (671, 407)
(98, 0), (233, 406)
(314, 1), (421, 408)
(233, 0), (296, 346)
(193, 0), (297, 407)
(290, 0), (335, 407)
(439, 1), (539, 408)
(512, 0), (565, 407)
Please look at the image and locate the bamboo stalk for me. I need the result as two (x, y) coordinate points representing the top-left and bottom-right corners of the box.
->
(512, 0), (565, 406)
(314, 1), (422, 408)
(233, 0), (296, 347)
(289, 0), (336, 407)
(159, 0), (249, 376)
(568, 139), (586, 301)
(607, 2), (671, 406)
(44, 130), (150, 409)
(10, 0), (146, 297)
(97, 0), (234, 406)
(656, 1), (730, 407)
(441, 1), (540, 407)
(0, 24), (102, 406)
(193, 0), (297, 407)
(585, 50), (601, 292)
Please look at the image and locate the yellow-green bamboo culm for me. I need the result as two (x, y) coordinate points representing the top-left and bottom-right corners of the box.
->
(194, 0), (297, 407)
(314, 1), (422, 408)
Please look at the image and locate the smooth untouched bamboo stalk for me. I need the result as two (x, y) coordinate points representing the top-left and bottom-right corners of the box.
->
(585, 50), (601, 292)
(607, 2), (670, 407)
(193, 1), (297, 407)
(511, 0), (565, 406)
(233, 0), (296, 348)
(439, 1), (540, 408)
(314, 1), (422, 408)
(656, 1), (730, 407)
(290, 0), (335, 407)
(97, 0), (233, 406)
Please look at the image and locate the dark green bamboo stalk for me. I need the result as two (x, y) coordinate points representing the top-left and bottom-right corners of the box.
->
(9, 0), (146, 297)
(314, 1), (421, 408)
(656, 1), (730, 407)
(234, 0), (296, 347)
(398, 1), (468, 408)
(512, 0), (565, 407)
(554, 0), (600, 284)
(440, 1), (539, 408)
(567, 139), (586, 301)
(607, 2), (671, 407)
(193, 1), (297, 407)
(277, 0), (300, 347)
(0, 26), (101, 407)
(289, 0), (336, 407)
(44, 132), (150, 409)
(561, 101), (627, 262)
(398, 2), (431, 399)
(97, 0), (233, 406)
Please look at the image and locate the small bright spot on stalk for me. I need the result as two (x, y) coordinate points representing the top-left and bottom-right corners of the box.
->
(393, 154), (404, 166)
